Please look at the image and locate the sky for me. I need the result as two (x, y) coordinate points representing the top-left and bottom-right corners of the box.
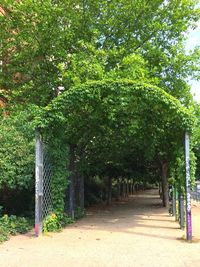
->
(185, 21), (200, 103)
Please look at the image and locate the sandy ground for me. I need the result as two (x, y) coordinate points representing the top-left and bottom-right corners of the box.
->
(0, 189), (200, 267)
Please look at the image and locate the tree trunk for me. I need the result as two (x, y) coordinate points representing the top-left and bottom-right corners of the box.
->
(107, 177), (112, 205)
(131, 181), (134, 195)
(120, 179), (122, 198)
(117, 178), (120, 200)
(158, 182), (162, 198)
(79, 174), (84, 210)
(128, 180), (131, 195)
(160, 161), (169, 208)
(122, 179), (126, 198)
(126, 179), (128, 197)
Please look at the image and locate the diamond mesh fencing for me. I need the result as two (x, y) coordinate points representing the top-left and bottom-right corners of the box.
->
(42, 148), (53, 220)
(35, 130), (53, 236)
(191, 185), (200, 202)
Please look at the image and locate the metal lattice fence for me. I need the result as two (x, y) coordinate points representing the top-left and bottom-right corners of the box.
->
(35, 129), (53, 236)
(42, 149), (53, 219)
(191, 185), (200, 202)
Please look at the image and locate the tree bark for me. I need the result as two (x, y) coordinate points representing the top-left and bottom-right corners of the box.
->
(117, 178), (120, 200)
(79, 174), (84, 210)
(107, 177), (112, 205)
(160, 161), (169, 208)
(126, 179), (128, 197)
(158, 182), (162, 198)
(132, 181), (135, 195)
(128, 180), (131, 195)
(122, 179), (126, 198)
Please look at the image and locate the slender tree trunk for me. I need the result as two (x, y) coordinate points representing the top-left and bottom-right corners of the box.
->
(160, 161), (169, 208)
(159, 182), (162, 198)
(79, 174), (84, 210)
(123, 179), (126, 198)
(126, 179), (129, 197)
(131, 181), (134, 195)
(107, 177), (112, 205)
(117, 178), (120, 200)
(128, 180), (131, 195)
(120, 179), (123, 199)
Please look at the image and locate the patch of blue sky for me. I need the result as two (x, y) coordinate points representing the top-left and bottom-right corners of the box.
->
(185, 20), (200, 103)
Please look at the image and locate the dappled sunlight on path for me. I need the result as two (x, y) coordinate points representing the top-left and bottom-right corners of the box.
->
(0, 189), (200, 267)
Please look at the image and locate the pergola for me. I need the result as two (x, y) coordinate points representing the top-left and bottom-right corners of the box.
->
(35, 80), (194, 241)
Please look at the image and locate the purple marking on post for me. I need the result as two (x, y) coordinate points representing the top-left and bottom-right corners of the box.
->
(186, 212), (192, 237)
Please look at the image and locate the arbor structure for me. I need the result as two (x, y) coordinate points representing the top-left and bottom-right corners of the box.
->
(36, 80), (194, 239)
(0, 0), (199, 241)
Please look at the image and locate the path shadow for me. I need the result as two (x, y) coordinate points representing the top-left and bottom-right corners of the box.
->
(66, 189), (182, 241)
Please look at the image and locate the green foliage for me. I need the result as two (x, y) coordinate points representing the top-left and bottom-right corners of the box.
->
(193, 103), (200, 180)
(0, 225), (9, 243)
(38, 80), (194, 189)
(43, 212), (74, 233)
(0, 215), (31, 243)
(169, 148), (196, 194)
(0, 111), (34, 190)
(0, 0), (199, 105)
(41, 79), (193, 140)
(42, 129), (69, 213)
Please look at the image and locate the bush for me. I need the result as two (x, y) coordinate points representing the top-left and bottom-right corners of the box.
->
(0, 225), (9, 243)
(43, 212), (74, 233)
(0, 215), (32, 243)
(0, 114), (34, 191)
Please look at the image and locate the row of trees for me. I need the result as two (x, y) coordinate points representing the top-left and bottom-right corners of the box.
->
(0, 0), (199, 220)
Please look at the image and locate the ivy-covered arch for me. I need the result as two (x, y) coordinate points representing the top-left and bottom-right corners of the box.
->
(37, 79), (194, 240)
(41, 79), (193, 143)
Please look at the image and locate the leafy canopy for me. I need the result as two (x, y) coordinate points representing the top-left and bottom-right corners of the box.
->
(0, 0), (199, 106)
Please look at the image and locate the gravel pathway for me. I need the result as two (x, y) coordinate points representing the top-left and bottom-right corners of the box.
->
(0, 189), (200, 267)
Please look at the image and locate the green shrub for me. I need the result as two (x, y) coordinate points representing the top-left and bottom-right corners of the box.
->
(0, 225), (9, 243)
(43, 212), (74, 233)
(0, 206), (3, 217)
(0, 113), (34, 191)
(0, 214), (31, 241)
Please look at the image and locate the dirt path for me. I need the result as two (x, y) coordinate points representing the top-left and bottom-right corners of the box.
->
(0, 189), (200, 267)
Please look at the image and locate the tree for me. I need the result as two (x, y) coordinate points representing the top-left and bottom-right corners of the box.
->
(193, 103), (200, 180)
(0, 109), (35, 214)
(0, 0), (199, 107)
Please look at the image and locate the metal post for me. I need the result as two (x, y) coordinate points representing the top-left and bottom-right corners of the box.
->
(179, 193), (184, 229)
(175, 190), (179, 221)
(35, 129), (43, 237)
(195, 185), (198, 202)
(185, 132), (192, 241)
(172, 186), (176, 217)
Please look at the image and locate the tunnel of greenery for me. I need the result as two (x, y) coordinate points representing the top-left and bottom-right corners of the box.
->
(35, 79), (195, 218)
(0, 0), (199, 238)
